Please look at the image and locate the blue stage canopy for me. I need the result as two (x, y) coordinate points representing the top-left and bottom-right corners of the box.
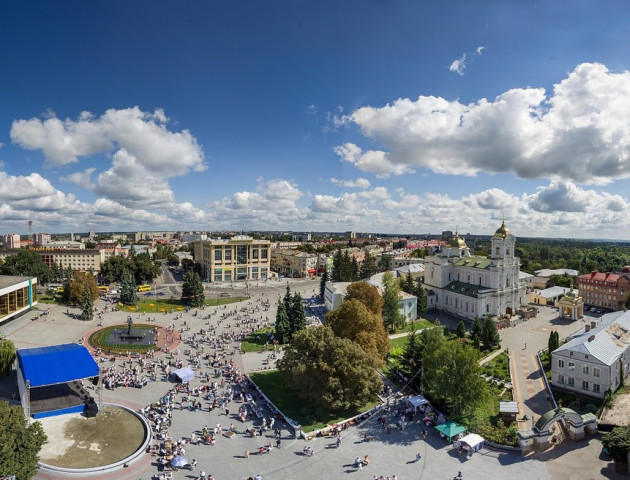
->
(17, 343), (99, 387)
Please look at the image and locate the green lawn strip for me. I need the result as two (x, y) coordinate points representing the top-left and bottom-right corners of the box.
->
(389, 336), (408, 352)
(466, 382), (518, 446)
(249, 370), (379, 433)
(241, 328), (278, 353)
(120, 296), (249, 313)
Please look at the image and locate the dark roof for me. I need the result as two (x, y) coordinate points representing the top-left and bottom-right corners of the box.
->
(453, 256), (492, 269)
(444, 280), (488, 298)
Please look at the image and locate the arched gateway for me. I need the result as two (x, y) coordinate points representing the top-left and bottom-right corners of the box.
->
(518, 407), (598, 454)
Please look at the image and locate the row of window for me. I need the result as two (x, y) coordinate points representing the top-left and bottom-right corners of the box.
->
(557, 360), (601, 377)
(556, 375), (601, 393)
(212, 267), (269, 282)
(213, 246), (269, 262)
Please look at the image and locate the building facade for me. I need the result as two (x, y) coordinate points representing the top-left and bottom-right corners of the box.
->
(194, 235), (271, 282)
(270, 250), (318, 277)
(551, 310), (630, 399)
(577, 268), (630, 311)
(423, 222), (528, 321)
(2, 234), (21, 249)
(0, 275), (38, 324)
(32, 233), (51, 247)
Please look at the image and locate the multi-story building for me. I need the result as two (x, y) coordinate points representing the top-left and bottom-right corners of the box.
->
(552, 310), (630, 399)
(0, 249), (102, 274)
(270, 250), (318, 278)
(2, 234), (21, 249)
(0, 275), (38, 324)
(423, 221), (528, 321)
(577, 268), (630, 311)
(45, 240), (85, 250)
(38, 249), (101, 273)
(96, 244), (129, 262)
(194, 235), (271, 282)
(32, 233), (51, 247)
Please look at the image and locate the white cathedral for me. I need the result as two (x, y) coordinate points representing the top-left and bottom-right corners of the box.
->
(423, 221), (528, 320)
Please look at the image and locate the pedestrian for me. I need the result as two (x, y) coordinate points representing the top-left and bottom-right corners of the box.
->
(524, 342), (527, 349)
(276, 438), (281, 448)
(245, 450), (250, 458)
(416, 452), (422, 462)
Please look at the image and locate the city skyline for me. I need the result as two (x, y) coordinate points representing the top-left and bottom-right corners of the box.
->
(2, 2), (630, 239)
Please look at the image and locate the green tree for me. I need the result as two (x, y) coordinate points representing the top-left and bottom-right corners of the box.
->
(382, 272), (405, 331)
(359, 253), (378, 279)
(80, 285), (94, 321)
(345, 281), (383, 315)
(422, 333), (488, 420)
(119, 271), (137, 305)
(181, 270), (205, 307)
(548, 330), (560, 353)
(326, 298), (390, 365)
(0, 250), (50, 282)
(482, 317), (501, 351)
(319, 267), (328, 298)
(100, 255), (134, 283)
(274, 301), (291, 344)
(278, 326), (382, 410)
(414, 280), (428, 314)
(456, 320), (466, 339)
(0, 400), (47, 479)
(379, 254), (392, 271)
(0, 340), (16, 376)
(470, 317), (483, 350)
(133, 252), (161, 284)
(288, 292), (307, 337)
(603, 425), (630, 464)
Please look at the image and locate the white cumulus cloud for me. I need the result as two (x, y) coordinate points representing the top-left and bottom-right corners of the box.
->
(339, 63), (630, 184)
(330, 177), (371, 188)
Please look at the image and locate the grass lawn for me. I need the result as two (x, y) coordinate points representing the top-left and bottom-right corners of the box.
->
(121, 296), (248, 313)
(250, 370), (380, 433)
(482, 350), (511, 382)
(36, 295), (58, 304)
(241, 328), (277, 352)
(388, 318), (434, 335)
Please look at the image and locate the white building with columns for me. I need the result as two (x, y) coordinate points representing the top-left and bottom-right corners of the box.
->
(423, 221), (528, 320)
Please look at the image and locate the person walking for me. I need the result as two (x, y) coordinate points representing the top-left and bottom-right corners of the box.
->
(416, 452), (422, 462)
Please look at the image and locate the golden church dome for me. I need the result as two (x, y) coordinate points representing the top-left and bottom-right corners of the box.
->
(493, 220), (511, 238)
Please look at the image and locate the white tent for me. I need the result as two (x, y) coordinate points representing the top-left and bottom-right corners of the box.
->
(407, 394), (430, 409)
(459, 433), (484, 452)
(172, 367), (195, 383)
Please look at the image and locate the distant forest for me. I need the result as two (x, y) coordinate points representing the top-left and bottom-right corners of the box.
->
(474, 239), (630, 275)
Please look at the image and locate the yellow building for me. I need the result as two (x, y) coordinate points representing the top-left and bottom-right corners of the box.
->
(194, 235), (271, 282)
(0, 249), (102, 274)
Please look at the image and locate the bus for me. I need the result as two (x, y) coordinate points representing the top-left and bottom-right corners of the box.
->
(137, 284), (152, 292)
(98, 286), (110, 294)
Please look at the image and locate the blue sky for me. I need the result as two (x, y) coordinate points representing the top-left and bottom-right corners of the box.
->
(2, 1), (630, 239)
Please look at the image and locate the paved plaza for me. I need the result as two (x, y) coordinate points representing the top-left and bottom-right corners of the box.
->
(0, 280), (624, 480)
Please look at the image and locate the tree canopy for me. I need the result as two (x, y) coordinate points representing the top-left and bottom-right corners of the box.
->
(326, 298), (390, 365)
(100, 251), (160, 285)
(382, 272), (405, 331)
(345, 281), (383, 315)
(181, 270), (205, 307)
(80, 285), (94, 321)
(278, 326), (382, 410)
(62, 271), (99, 305)
(0, 250), (50, 282)
(0, 340), (16, 377)
(603, 425), (630, 464)
(0, 401), (47, 479)
(119, 270), (137, 305)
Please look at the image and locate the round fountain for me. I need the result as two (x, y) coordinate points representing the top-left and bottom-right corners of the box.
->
(89, 317), (159, 355)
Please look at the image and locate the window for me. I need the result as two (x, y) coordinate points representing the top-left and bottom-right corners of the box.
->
(558, 374), (565, 384)
(593, 384), (600, 394)
(214, 248), (222, 261)
(558, 359), (565, 368)
(583, 366), (589, 375)
(236, 245), (248, 264)
(252, 248), (259, 260)
(261, 248), (268, 260)
(224, 248), (232, 261)
(213, 269), (222, 282)
(568, 361), (575, 369)
(582, 380), (589, 391)
(567, 377), (574, 386)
